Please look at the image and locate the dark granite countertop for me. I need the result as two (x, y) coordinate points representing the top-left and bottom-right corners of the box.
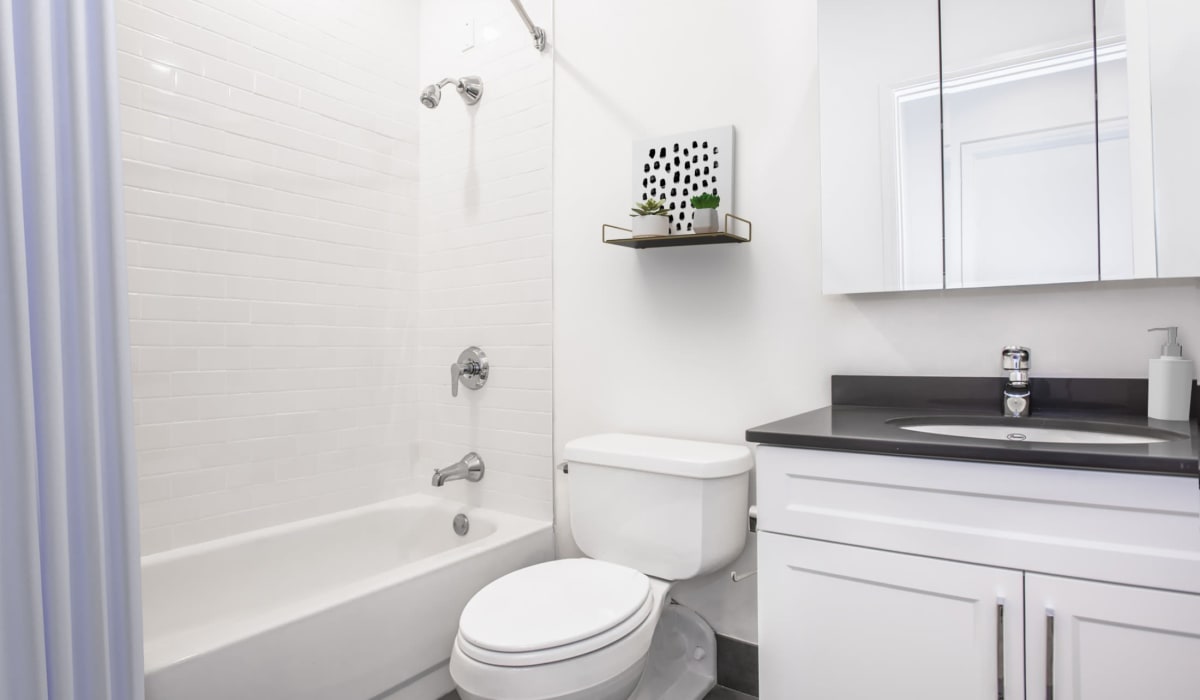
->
(746, 376), (1200, 479)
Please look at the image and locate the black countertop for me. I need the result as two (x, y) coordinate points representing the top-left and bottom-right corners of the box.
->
(746, 376), (1200, 478)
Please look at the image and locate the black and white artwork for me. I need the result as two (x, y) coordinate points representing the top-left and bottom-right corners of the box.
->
(632, 126), (733, 234)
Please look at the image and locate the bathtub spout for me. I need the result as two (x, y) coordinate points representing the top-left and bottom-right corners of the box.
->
(432, 452), (485, 486)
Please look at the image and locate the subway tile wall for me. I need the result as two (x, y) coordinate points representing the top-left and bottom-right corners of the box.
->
(415, 0), (554, 519)
(116, 0), (421, 554)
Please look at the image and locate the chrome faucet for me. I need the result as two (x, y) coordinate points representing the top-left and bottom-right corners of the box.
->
(1001, 346), (1031, 417)
(432, 452), (485, 486)
(450, 347), (489, 397)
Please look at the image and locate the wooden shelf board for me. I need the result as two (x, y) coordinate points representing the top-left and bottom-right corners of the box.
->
(603, 231), (750, 249)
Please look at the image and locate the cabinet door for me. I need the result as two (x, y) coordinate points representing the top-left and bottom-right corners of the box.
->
(819, 0), (943, 294)
(940, 0), (1099, 289)
(759, 534), (1023, 700)
(1025, 574), (1200, 700)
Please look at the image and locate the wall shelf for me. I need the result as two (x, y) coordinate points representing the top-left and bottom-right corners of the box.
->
(603, 213), (752, 249)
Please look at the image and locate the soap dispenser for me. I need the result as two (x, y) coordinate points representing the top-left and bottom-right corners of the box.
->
(1147, 327), (1194, 421)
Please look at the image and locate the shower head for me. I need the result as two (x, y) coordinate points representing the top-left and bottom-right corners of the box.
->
(420, 84), (442, 109)
(419, 76), (483, 109)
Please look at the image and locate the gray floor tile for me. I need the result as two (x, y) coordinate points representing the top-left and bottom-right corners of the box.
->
(705, 686), (758, 700)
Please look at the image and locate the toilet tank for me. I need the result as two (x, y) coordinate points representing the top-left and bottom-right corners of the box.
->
(563, 434), (753, 580)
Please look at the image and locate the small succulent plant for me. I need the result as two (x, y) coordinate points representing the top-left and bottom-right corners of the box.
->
(631, 198), (670, 217)
(690, 192), (720, 209)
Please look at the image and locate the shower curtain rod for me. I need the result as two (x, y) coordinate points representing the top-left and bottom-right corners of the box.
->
(508, 0), (546, 52)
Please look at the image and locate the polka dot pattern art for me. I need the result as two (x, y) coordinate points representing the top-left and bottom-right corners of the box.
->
(632, 126), (734, 234)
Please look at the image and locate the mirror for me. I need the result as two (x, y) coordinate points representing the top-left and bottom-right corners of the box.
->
(819, 0), (942, 294)
(941, 0), (1097, 289)
(1127, 0), (1200, 278)
(820, 0), (1200, 294)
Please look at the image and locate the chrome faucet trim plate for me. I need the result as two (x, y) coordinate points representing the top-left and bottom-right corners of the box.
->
(450, 346), (488, 397)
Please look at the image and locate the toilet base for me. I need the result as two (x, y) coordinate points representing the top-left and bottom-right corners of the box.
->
(628, 603), (717, 700)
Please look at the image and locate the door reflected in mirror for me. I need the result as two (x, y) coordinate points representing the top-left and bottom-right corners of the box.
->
(940, 0), (1097, 289)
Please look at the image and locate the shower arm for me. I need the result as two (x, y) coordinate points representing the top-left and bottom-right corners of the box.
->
(508, 0), (547, 52)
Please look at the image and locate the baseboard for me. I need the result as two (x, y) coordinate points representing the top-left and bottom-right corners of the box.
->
(715, 634), (758, 697)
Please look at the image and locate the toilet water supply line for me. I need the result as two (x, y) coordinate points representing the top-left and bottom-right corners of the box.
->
(730, 506), (758, 582)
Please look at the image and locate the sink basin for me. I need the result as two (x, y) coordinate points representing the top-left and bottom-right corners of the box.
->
(887, 416), (1189, 445)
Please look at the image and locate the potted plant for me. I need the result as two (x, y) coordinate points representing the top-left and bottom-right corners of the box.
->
(630, 198), (671, 237)
(690, 192), (720, 233)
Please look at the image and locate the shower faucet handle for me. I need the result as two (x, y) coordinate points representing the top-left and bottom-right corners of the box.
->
(450, 347), (489, 398)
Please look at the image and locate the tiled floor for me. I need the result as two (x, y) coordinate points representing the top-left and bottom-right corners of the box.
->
(705, 687), (757, 700)
(439, 687), (755, 700)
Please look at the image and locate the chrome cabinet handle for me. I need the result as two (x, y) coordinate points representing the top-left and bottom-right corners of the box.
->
(996, 598), (1006, 700)
(1046, 609), (1055, 700)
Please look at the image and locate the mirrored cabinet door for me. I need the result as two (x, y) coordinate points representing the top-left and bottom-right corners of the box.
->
(1096, 0), (1157, 280)
(941, 0), (1099, 289)
(818, 0), (1200, 294)
(1141, 0), (1200, 278)
(819, 0), (942, 294)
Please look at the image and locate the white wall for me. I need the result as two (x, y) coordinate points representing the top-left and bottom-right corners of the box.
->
(552, 0), (1200, 643)
(117, 0), (420, 554)
(415, 0), (555, 519)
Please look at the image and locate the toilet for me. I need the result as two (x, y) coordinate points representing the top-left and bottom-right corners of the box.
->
(449, 433), (753, 700)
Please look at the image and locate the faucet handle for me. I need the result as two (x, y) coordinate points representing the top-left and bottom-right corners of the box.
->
(450, 362), (464, 398)
(450, 346), (489, 397)
(1001, 346), (1030, 371)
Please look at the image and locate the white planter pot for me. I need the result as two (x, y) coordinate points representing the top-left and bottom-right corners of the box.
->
(692, 208), (719, 234)
(631, 215), (670, 237)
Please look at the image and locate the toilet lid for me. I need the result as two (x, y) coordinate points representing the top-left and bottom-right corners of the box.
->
(458, 559), (651, 663)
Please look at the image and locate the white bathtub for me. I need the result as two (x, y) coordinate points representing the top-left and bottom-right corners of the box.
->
(141, 494), (553, 700)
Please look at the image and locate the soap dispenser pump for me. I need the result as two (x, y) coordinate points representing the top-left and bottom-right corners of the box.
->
(1147, 326), (1193, 421)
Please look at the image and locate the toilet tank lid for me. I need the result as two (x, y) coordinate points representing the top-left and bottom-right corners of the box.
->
(564, 433), (753, 479)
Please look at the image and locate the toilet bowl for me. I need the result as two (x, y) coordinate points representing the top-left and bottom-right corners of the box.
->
(449, 559), (673, 700)
(449, 434), (754, 700)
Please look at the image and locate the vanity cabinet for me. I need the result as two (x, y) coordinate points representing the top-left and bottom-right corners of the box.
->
(1023, 574), (1200, 699)
(759, 535), (1024, 699)
(755, 446), (1200, 699)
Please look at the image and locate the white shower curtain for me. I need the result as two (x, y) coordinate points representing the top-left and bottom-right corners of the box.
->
(0, 0), (143, 699)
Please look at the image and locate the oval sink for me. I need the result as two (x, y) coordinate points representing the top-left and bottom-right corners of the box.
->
(887, 417), (1188, 445)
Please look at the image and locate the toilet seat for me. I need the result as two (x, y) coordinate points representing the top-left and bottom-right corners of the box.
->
(457, 559), (653, 667)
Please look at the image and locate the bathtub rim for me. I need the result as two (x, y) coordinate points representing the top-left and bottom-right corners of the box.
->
(141, 493), (552, 676)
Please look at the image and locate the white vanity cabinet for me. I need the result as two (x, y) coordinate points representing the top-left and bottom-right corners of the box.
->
(1023, 574), (1200, 700)
(759, 535), (1024, 699)
(755, 446), (1200, 700)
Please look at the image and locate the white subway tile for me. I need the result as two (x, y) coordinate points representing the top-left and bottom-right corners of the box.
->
(120, 0), (553, 552)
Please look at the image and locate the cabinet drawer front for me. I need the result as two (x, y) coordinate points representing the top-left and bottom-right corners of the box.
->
(1025, 574), (1200, 700)
(758, 533), (1023, 700)
(756, 446), (1200, 593)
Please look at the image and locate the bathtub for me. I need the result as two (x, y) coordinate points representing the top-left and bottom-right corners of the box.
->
(141, 494), (553, 700)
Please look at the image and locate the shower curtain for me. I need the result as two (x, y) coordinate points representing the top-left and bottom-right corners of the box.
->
(0, 0), (144, 699)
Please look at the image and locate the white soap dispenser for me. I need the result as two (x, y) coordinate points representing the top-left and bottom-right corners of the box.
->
(1147, 326), (1193, 421)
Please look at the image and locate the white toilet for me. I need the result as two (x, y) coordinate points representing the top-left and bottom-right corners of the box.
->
(449, 433), (753, 700)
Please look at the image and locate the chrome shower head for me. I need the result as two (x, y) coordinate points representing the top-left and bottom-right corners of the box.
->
(419, 76), (483, 109)
(420, 84), (442, 109)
